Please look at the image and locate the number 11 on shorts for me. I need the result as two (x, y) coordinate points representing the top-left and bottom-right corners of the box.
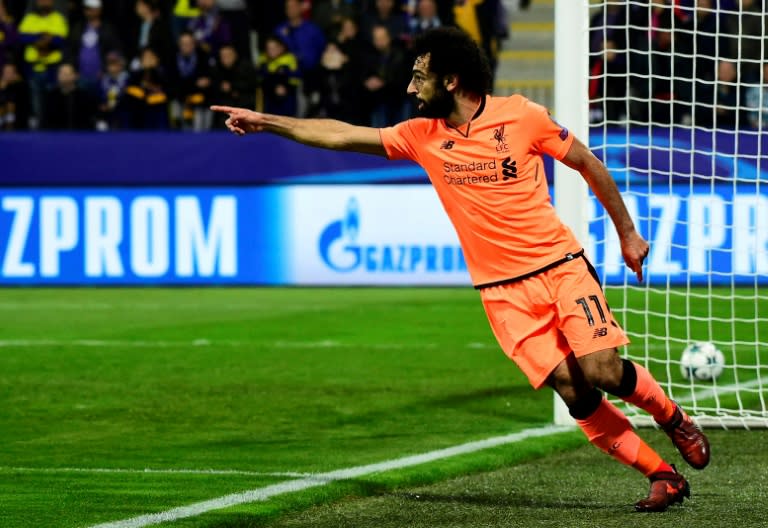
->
(575, 295), (607, 327)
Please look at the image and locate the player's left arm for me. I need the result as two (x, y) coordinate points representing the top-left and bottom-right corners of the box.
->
(560, 137), (649, 282)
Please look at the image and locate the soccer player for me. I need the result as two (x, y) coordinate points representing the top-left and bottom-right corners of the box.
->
(211, 27), (710, 512)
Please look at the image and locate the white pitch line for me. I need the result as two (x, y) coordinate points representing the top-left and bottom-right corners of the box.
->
(4, 338), (752, 352)
(86, 425), (574, 528)
(0, 467), (312, 478)
(0, 339), (462, 350)
(684, 376), (768, 402)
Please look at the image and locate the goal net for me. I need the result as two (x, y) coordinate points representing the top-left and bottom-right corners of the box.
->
(580, 0), (768, 428)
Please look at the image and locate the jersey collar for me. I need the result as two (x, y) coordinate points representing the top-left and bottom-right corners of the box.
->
(443, 95), (488, 138)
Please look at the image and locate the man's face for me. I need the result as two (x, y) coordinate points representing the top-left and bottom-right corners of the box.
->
(135, 1), (148, 18)
(265, 39), (285, 60)
(179, 34), (195, 55)
(285, 0), (302, 19)
(418, 0), (437, 18)
(372, 26), (390, 52)
(141, 49), (159, 69)
(376, 0), (394, 15)
(57, 64), (77, 86)
(36, 0), (54, 13)
(219, 46), (237, 68)
(84, 6), (101, 21)
(407, 54), (454, 118)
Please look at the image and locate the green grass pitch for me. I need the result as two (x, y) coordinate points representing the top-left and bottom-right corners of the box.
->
(1, 287), (766, 528)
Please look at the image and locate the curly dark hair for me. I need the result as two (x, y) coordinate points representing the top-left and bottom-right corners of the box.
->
(411, 27), (492, 97)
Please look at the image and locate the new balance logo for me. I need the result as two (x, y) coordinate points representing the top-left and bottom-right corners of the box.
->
(593, 327), (608, 338)
(440, 140), (455, 150)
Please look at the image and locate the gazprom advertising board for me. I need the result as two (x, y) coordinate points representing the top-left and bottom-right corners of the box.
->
(0, 186), (469, 285)
(587, 185), (768, 285)
(0, 184), (766, 285)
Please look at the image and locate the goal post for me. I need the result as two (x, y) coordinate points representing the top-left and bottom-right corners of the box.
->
(552, 0), (590, 426)
(553, 0), (768, 428)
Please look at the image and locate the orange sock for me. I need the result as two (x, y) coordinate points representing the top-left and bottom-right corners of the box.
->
(575, 397), (670, 476)
(620, 362), (676, 424)
(633, 443), (674, 476)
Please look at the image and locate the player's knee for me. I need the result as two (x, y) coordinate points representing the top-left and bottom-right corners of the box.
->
(578, 348), (623, 392)
(567, 387), (603, 420)
(547, 356), (592, 407)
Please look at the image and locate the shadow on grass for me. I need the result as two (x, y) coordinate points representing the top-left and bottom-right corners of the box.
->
(395, 491), (616, 511)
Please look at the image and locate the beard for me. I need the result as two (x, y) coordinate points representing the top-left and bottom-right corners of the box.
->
(415, 83), (454, 119)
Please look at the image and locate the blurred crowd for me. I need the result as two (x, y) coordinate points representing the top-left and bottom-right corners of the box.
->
(588, 0), (768, 129)
(0, 0), (510, 131)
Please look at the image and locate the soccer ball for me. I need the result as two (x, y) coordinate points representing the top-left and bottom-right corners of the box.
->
(680, 342), (725, 381)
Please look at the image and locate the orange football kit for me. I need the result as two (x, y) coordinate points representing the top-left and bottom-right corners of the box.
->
(380, 95), (629, 388)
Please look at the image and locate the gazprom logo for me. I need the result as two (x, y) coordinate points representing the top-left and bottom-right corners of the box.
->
(319, 198), (361, 271)
(318, 197), (466, 274)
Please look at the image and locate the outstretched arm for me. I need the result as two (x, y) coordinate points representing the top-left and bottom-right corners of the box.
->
(210, 105), (387, 157)
(561, 137), (649, 282)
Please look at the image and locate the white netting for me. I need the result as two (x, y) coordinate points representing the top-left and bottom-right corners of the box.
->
(586, 0), (768, 428)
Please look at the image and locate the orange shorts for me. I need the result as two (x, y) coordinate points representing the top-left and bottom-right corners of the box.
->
(480, 256), (629, 389)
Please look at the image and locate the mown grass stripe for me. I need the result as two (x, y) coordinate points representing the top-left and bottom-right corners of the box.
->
(86, 425), (573, 528)
(0, 467), (311, 478)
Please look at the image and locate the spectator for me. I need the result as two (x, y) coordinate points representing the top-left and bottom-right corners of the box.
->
(276, 0), (326, 74)
(695, 59), (740, 129)
(4, 0), (25, 22)
(315, 16), (372, 123)
(250, 0), (285, 53)
(648, 3), (698, 125)
(258, 33), (299, 117)
(316, 39), (363, 122)
(448, 0), (507, 79)
(124, 46), (170, 129)
(132, 0), (173, 74)
(171, 30), (213, 130)
(620, 2), (658, 123)
(589, 3), (626, 57)
(0, 0), (19, 72)
(745, 62), (768, 129)
(275, 0), (326, 111)
(211, 43), (257, 127)
(588, 38), (627, 124)
(407, 0), (442, 42)
(360, 0), (408, 47)
(103, 0), (140, 55)
(649, 25), (678, 125)
(335, 14), (372, 60)
(311, 0), (359, 38)
(42, 62), (97, 129)
(0, 61), (29, 129)
(188, 0), (232, 58)
(18, 0), (68, 127)
(171, 0), (199, 42)
(404, 0), (455, 27)
(362, 24), (409, 127)
(725, 0), (768, 84)
(216, 0), (251, 62)
(67, 0), (123, 94)
(474, 0), (508, 78)
(676, 0), (729, 82)
(97, 50), (130, 130)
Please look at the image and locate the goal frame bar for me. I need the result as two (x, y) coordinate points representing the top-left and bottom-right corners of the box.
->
(552, 0), (589, 426)
(551, 0), (766, 429)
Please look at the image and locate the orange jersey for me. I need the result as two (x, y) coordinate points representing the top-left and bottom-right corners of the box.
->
(379, 94), (581, 287)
